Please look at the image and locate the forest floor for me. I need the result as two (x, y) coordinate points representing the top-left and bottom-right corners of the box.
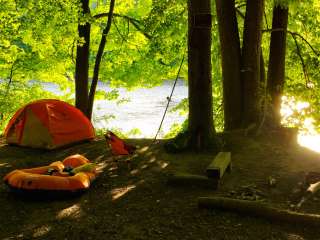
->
(1, 131), (320, 240)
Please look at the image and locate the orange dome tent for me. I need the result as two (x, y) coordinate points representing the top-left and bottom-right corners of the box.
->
(4, 99), (95, 149)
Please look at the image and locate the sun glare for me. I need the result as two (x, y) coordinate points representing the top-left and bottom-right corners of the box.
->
(281, 96), (320, 153)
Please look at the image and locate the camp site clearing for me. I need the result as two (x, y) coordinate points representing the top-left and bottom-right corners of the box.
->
(1, 132), (320, 239)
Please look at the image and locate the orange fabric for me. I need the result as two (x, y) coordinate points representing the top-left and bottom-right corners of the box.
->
(20, 109), (53, 148)
(111, 137), (129, 155)
(46, 101), (94, 146)
(4, 107), (25, 137)
(28, 101), (50, 130)
(4, 99), (95, 149)
(5, 110), (27, 145)
(105, 131), (136, 155)
(3, 155), (96, 191)
(5, 171), (89, 191)
(16, 111), (27, 144)
(62, 154), (90, 168)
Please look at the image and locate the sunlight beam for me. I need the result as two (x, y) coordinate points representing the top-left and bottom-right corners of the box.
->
(56, 204), (82, 219)
(111, 185), (136, 200)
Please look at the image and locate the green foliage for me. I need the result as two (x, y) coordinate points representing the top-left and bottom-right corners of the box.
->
(273, 0), (289, 8)
(1, 0), (320, 137)
(164, 119), (188, 139)
(95, 126), (141, 139)
(282, 1), (320, 129)
(170, 98), (188, 116)
(0, 81), (59, 131)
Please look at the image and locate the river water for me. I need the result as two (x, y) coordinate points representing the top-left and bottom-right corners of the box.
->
(92, 81), (188, 138)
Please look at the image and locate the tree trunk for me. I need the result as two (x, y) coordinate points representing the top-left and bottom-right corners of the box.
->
(241, 0), (264, 127)
(188, 0), (215, 150)
(215, 0), (242, 131)
(87, 0), (115, 120)
(75, 0), (90, 116)
(267, 5), (289, 127)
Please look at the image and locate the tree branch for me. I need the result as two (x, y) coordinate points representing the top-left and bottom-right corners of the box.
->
(235, 2), (246, 9)
(262, 28), (319, 56)
(69, 39), (76, 64)
(262, 27), (318, 88)
(94, 12), (152, 39)
(264, 10), (269, 30)
(113, 19), (144, 57)
(235, 7), (245, 19)
(1, 62), (15, 112)
(87, 0), (116, 119)
(113, 19), (126, 45)
(5, 63), (15, 94)
(292, 34), (310, 88)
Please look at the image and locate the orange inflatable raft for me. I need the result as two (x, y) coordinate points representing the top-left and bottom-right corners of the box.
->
(3, 154), (96, 195)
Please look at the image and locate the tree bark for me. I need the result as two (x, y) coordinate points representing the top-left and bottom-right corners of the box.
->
(87, 0), (115, 120)
(267, 5), (289, 127)
(215, 0), (242, 131)
(75, 0), (91, 116)
(188, 0), (215, 150)
(241, 0), (264, 127)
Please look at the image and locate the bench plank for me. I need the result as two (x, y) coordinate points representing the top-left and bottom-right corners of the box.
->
(206, 152), (231, 179)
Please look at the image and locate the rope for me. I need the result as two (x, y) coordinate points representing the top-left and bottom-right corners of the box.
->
(153, 53), (186, 142)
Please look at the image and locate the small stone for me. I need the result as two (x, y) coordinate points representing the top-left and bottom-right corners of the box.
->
(289, 204), (296, 209)
(268, 176), (277, 187)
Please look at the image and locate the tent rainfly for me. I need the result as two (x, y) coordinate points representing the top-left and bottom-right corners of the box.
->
(5, 99), (95, 149)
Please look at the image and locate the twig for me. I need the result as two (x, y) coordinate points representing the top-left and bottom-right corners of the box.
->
(264, 10), (269, 30)
(94, 12), (152, 39)
(0, 62), (15, 110)
(113, 19), (144, 57)
(69, 39), (76, 64)
(290, 34), (310, 87)
(262, 28), (319, 56)
(5, 63), (15, 96)
(235, 8), (245, 19)
(113, 19), (126, 45)
(262, 27), (320, 88)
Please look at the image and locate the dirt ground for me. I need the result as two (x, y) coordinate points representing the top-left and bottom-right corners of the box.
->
(1, 131), (320, 240)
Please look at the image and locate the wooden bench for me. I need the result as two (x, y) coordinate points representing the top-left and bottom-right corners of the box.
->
(206, 152), (231, 179)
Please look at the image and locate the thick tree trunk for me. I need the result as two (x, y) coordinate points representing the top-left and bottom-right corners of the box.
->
(87, 0), (115, 120)
(75, 0), (91, 116)
(267, 6), (289, 127)
(241, 0), (264, 127)
(215, 0), (242, 131)
(188, 0), (215, 150)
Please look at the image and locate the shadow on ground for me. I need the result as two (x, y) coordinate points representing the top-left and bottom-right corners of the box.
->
(1, 133), (320, 239)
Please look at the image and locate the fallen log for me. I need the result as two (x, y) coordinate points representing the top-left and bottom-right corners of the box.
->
(206, 152), (231, 179)
(296, 181), (320, 209)
(198, 196), (320, 226)
(307, 181), (320, 194)
(167, 173), (218, 189)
